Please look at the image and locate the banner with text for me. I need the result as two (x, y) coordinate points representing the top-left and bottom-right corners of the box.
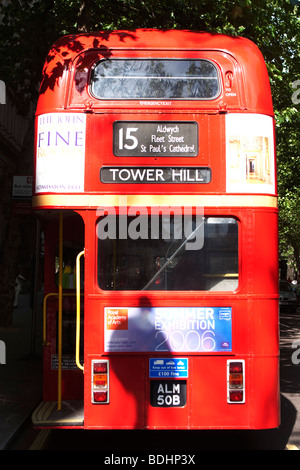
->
(104, 306), (232, 353)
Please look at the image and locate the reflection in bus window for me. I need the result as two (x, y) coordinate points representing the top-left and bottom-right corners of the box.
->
(97, 216), (238, 291)
(91, 59), (220, 100)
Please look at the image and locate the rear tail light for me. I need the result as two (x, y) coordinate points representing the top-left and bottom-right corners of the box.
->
(92, 360), (109, 404)
(227, 360), (245, 403)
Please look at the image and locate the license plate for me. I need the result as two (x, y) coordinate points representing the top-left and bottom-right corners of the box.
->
(150, 380), (187, 407)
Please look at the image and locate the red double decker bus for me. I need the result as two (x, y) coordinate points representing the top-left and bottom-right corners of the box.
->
(32, 29), (279, 430)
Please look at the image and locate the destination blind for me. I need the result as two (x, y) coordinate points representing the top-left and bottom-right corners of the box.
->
(100, 166), (211, 184)
(113, 121), (198, 157)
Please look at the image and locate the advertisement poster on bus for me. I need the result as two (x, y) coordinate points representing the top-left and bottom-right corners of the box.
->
(104, 306), (232, 353)
(35, 112), (86, 193)
(226, 113), (275, 195)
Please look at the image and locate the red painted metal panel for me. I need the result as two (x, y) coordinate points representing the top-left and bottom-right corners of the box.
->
(36, 30), (273, 117)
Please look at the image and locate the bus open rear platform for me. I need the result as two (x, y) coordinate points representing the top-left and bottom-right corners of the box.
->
(32, 401), (84, 428)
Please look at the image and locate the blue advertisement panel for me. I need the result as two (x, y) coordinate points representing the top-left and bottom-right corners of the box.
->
(105, 307), (232, 353)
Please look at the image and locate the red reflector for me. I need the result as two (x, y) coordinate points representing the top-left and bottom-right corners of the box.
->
(229, 362), (243, 374)
(93, 391), (108, 403)
(92, 360), (109, 404)
(229, 390), (244, 402)
(227, 359), (245, 404)
(93, 362), (107, 374)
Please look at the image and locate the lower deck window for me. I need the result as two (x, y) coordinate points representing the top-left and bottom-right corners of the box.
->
(97, 216), (238, 291)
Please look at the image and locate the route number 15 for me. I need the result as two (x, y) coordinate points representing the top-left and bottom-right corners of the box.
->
(118, 127), (138, 150)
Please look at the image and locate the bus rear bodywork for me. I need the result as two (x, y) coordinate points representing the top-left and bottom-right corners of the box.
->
(32, 30), (279, 430)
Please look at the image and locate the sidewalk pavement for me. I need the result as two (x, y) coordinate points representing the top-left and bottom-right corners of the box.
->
(0, 293), (43, 450)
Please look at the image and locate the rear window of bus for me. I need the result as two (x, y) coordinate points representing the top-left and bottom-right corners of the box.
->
(90, 59), (220, 100)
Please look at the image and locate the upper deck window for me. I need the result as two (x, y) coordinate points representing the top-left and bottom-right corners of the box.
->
(90, 59), (220, 100)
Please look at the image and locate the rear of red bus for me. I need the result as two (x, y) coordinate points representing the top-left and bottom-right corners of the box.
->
(32, 30), (279, 430)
